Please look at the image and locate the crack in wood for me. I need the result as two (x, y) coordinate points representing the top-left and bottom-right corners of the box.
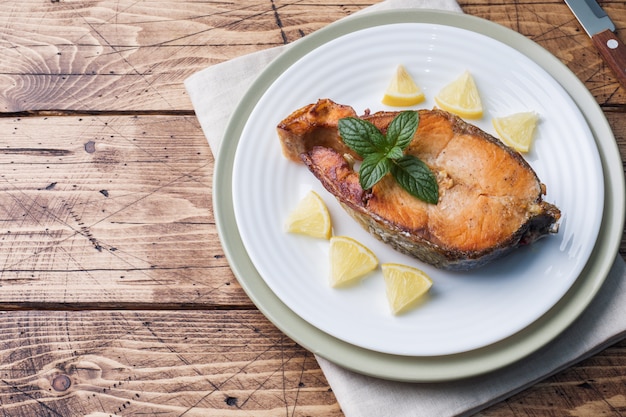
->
(0, 148), (72, 156)
(270, 0), (288, 44)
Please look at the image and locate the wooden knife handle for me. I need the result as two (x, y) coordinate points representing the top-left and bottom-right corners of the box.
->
(591, 29), (626, 90)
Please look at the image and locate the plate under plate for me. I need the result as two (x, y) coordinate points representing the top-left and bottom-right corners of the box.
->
(215, 9), (624, 381)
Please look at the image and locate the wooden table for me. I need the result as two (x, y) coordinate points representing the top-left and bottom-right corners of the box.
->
(1, 1), (624, 416)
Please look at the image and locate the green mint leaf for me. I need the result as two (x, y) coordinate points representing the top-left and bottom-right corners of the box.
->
(386, 111), (418, 151)
(359, 153), (392, 190)
(391, 155), (439, 204)
(386, 145), (404, 160)
(338, 117), (386, 157)
(338, 112), (438, 205)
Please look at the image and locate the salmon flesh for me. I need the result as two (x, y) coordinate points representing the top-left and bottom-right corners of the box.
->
(277, 99), (561, 270)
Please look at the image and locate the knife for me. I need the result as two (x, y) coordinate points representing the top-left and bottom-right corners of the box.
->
(564, 0), (626, 89)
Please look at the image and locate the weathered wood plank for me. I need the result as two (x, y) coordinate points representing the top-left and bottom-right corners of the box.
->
(0, 309), (624, 417)
(1, 1), (625, 112)
(0, 114), (251, 308)
(0, 310), (342, 417)
(0, 0), (376, 112)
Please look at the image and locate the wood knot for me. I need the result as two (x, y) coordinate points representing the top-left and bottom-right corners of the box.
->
(52, 374), (71, 392)
(84, 140), (96, 153)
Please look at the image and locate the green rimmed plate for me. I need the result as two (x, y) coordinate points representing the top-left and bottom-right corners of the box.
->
(214, 9), (625, 382)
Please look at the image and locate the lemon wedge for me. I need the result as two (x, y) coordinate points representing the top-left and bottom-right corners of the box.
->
(434, 70), (483, 119)
(382, 263), (433, 315)
(285, 190), (332, 239)
(382, 65), (425, 107)
(492, 111), (539, 153)
(329, 236), (378, 287)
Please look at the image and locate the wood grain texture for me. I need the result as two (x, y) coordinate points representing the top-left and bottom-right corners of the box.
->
(1, 311), (624, 416)
(0, 1), (369, 112)
(0, 310), (342, 417)
(0, 0), (625, 416)
(2, 1), (625, 112)
(0, 114), (251, 308)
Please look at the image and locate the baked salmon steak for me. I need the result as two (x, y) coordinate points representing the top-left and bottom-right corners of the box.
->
(277, 99), (561, 271)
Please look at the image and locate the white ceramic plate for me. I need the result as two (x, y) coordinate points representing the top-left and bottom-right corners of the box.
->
(231, 22), (604, 356)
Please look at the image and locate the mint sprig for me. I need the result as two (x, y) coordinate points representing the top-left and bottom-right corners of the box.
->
(338, 111), (439, 204)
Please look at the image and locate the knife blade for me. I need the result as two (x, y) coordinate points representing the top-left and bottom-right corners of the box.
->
(564, 0), (626, 89)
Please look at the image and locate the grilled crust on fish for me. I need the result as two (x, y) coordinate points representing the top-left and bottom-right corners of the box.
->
(277, 99), (561, 270)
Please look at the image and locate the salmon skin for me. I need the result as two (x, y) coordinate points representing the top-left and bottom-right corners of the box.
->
(277, 99), (561, 270)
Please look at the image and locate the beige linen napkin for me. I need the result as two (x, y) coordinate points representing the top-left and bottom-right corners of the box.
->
(185, 1), (626, 415)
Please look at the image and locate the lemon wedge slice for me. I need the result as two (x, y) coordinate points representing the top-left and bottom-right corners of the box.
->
(434, 70), (483, 119)
(492, 111), (539, 153)
(382, 65), (425, 107)
(382, 263), (433, 315)
(329, 236), (378, 287)
(285, 190), (332, 239)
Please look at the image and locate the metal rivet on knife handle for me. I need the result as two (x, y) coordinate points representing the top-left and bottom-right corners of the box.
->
(591, 29), (626, 89)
